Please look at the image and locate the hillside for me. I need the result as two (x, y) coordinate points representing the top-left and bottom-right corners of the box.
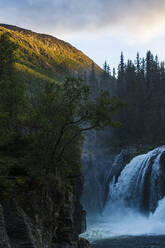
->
(0, 24), (101, 83)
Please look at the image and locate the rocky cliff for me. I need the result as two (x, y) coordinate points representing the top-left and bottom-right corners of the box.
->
(0, 177), (88, 248)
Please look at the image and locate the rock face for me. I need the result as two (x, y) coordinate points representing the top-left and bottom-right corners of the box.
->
(0, 178), (87, 248)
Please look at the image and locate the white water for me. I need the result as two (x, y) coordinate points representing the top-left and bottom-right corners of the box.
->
(81, 197), (165, 242)
(81, 147), (165, 242)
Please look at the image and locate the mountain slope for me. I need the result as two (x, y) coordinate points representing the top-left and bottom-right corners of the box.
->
(0, 24), (101, 83)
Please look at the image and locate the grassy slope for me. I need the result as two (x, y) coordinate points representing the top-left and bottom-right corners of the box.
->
(0, 24), (101, 83)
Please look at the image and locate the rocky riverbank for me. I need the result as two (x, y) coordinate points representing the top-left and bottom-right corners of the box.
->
(0, 177), (88, 248)
(92, 235), (165, 248)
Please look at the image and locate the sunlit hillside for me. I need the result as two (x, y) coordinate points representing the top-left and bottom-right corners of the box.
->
(0, 24), (101, 83)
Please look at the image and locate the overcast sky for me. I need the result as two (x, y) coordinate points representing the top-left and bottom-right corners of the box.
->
(0, 0), (165, 68)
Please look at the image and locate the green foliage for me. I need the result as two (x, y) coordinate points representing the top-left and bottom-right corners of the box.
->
(0, 33), (18, 79)
(0, 32), (119, 198)
(111, 51), (165, 146)
(0, 33), (27, 154)
(24, 78), (119, 179)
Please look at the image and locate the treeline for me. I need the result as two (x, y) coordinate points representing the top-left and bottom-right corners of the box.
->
(96, 51), (165, 146)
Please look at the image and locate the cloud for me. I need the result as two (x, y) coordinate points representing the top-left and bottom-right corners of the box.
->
(0, 0), (165, 42)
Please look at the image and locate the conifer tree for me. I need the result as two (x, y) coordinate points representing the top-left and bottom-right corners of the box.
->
(89, 62), (98, 96)
(0, 33), (26, 135)
(136, 52), (140, 75)
(113, 68), (116, 78)
(118, 52), (125, 81)
(0, 33), (18, 80)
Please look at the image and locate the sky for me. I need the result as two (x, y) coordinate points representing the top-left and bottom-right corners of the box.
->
(0, 0), (165, 69)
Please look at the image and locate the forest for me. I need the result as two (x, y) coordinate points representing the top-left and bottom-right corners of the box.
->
(87, 51), (165, 147)
(1, 28), (164, 198)
(0, 32), (119, 198)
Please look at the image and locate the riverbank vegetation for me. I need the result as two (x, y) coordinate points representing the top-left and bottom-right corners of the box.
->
(0, 32), (119, 198)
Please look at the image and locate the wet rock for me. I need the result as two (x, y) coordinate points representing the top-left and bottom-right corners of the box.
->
(0, 177), (88, 248)
(78, 238), (90, 248)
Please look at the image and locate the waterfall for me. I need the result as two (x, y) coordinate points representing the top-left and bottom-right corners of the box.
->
(108, 146), (165, 213)
(81, 146), (165, 242)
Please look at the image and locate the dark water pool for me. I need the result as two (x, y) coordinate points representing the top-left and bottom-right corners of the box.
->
(91, 235), (165, 248)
